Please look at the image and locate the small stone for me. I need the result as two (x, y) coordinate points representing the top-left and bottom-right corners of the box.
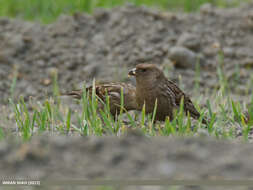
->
(0, 142), (8, 156)
(47, 67), (58, 77)
(177, 33), (201, 51)
(200, 3), (215, 14)
(42, 78), (51, 86)
(223, 47), (235, 57)
(242, 58), (253, 68)
(169, 46), (205, 69)
(196, 128), (210, 137)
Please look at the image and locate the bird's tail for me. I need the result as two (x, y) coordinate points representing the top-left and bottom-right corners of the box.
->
(62, 86), (100, 100)
(184, 99), (209, 125)
(61, 90), (83, 99)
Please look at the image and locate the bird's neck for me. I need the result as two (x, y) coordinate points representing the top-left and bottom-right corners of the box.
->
(135, 79), (158, 111)
(136, 79), (155, 92)
(135, 75), (166, 99)
(136, 78), (159, 104)
(136, 75), (164, 91)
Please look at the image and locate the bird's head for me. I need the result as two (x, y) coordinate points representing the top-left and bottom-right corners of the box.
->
(128, 64), (164, 86)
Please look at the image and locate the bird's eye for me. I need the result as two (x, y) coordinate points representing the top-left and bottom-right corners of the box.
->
(141, 69), (147, 72)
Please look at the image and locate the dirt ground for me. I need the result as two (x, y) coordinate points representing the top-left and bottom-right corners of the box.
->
(1, 134), (253, 190)
(0, 2), (253, 189)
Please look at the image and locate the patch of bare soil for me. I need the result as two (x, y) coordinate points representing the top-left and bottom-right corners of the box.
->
(1, 135), (253, 190)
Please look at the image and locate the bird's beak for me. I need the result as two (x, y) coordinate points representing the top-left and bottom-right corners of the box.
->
(128, 68), (136, 77)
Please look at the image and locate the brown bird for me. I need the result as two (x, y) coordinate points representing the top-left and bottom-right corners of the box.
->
(128, 63), (207, 124)
(64, 82), (137, 117)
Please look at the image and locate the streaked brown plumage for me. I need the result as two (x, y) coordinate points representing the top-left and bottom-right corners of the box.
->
(64, 82), (137, 117)
(244, 111), (251, 124)
(128, 63), (207, 124)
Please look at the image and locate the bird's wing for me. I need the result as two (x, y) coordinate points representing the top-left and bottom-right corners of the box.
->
(64, 82), (137, 110)
(165, 80), (201, 119)
(165, 80), (185, 106)
(63, 89), (83, 99)
(158, 82), (177, 107)
(64, 83), (123, 100)
(94, 83), (126, 101)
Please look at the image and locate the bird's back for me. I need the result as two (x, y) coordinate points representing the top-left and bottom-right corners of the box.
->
(64, 82), (137, 116)
(165, 80), (206, 123)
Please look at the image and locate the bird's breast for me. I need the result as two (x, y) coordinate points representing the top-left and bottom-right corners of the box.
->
(136, 87), (159, 112)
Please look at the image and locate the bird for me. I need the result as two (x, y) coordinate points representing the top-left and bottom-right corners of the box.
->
(63, 82), (137, 118)
(128, 63), (207, 124)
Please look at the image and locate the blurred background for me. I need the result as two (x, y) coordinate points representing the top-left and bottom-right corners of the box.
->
(0, 0), (250, 23)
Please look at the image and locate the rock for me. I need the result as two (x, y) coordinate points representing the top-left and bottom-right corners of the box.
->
(200, 3), (215, 15)
(241, 58), (253, 68)
(177, 33), (201, 51)
(0, 33), (25, 59)
(48, 15), (77, 37)
(169, 46), (205, 69)
(223, 47), (235, 58)
(245, 12), (253, 28)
